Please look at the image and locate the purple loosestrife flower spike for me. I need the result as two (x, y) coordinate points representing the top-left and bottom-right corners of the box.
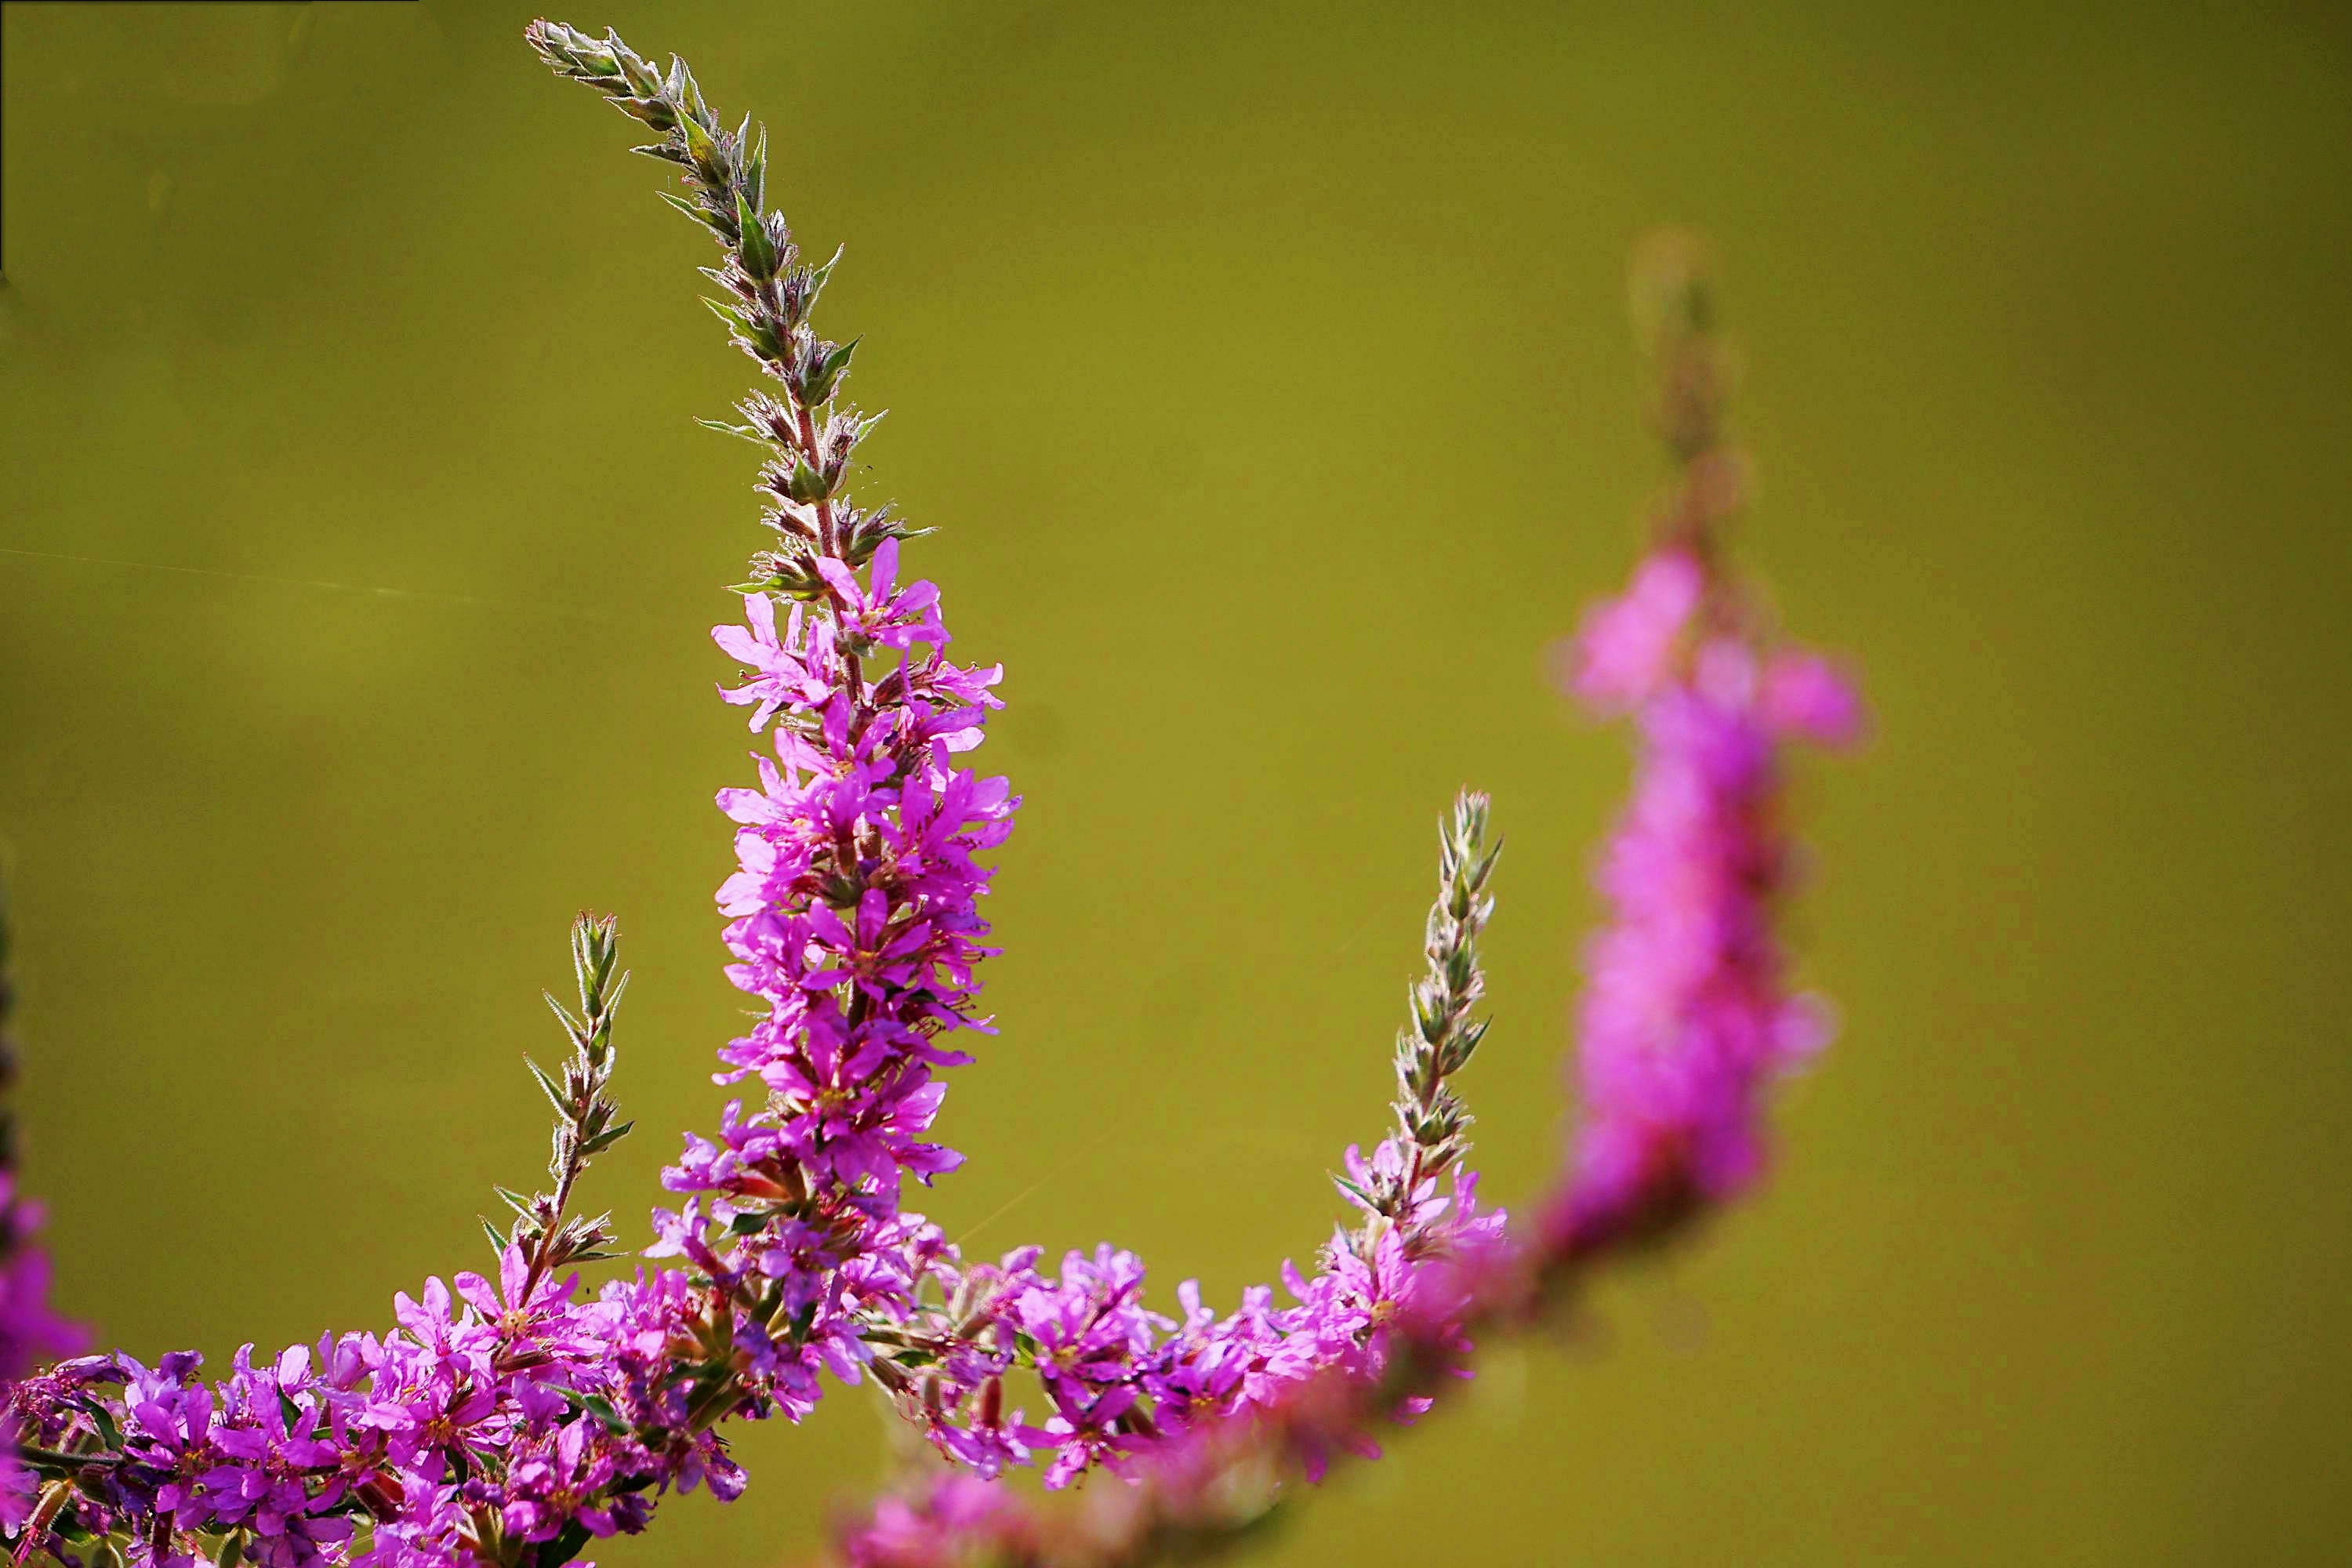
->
(1544, 232), (1866, 1261)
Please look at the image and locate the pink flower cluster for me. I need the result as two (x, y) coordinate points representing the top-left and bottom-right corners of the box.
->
(0, 1171), (82, 1532)
(835, 1163), (1508, 1501)
(1551, 543), (1864, 1250)
(5, 1248), (735, 1566)
(0, 1178), (81, 1398)
(828, 1198), (1522, 1568)
(651, 529), (1015, 1425)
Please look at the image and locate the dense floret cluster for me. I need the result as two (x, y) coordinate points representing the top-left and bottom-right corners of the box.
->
(1549, 544), (1863, 1251)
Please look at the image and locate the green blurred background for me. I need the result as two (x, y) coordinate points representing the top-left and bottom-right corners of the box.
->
(4, 2), (2347, 1562)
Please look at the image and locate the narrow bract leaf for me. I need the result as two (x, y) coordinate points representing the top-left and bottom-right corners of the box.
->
(579, 1120), (635, 1155)
(524, 1055), (571, 1117)
(695, 417), (767, 445)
